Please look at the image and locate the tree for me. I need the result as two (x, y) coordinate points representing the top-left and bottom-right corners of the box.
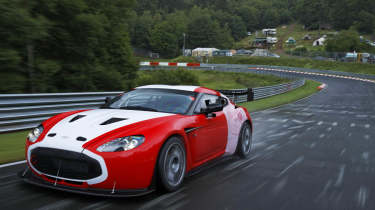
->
(296, 0), (330, 30)
(326, 30), (361, 52)
(187, 8), (233, 49)
(0, 0), (49, 93)
(355, 11), (375, 34)
(150, 22), (179, 58)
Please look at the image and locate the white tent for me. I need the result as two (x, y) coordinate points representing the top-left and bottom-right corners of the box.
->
(313, 37), (326, 46)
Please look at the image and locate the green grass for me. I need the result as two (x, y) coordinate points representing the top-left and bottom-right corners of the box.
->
(136, 69), (291, 90)
(0, 131), (29, 164)
(190, 70), (290, 89)
(234, 23), (336, 51)
(240, 80), (321, 112)
(173, 56), (375, 76)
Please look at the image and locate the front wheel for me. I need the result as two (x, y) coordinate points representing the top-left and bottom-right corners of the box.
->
(236, 122), (252, 158)
(157, 136), (186, 192)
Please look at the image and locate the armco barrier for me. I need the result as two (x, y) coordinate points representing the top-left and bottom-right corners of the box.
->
(218, 79), (305, 103)
(0, 76), (305, 133)
(0, 92), (121, 133)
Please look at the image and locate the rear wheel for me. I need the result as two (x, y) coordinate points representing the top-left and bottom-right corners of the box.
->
(157, 136), (186, 192)
(236, 122), (252, 158)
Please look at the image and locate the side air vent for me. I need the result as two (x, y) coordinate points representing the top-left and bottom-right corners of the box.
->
(69, 115), (86, 123)
(100, 118), (127, 125)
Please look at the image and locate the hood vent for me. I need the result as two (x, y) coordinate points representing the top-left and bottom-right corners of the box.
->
(69, 115), (86, 123)
(76, 136), (87, 141)
(47, 133), (56, 137)
(100, 118), (127, 125)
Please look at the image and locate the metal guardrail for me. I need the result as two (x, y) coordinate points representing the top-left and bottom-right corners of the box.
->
(219, 79), (305, 103)
(253, 79), (305, 100)
(0, 92), (122, 133)
(0, 79), (305, 133)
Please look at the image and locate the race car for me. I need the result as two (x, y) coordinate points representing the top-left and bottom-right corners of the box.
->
(21, 85), (253, 197)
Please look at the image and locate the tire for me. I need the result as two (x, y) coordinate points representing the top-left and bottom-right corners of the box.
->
(236, 122), (252, 158)
(157, 136), (186, 192)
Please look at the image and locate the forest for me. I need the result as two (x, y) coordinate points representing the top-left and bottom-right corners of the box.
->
(130, 0), (375, 57)
(1, 0), (374, 93)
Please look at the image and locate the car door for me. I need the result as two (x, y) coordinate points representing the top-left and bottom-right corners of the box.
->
(189, 94), (228, 164)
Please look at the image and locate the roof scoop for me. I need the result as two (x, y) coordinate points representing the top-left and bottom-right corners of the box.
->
(69, 115), (86, 123)
(100, 118), (127, 125)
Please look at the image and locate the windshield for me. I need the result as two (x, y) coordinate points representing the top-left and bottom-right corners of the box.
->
(104, 89), (197, 114)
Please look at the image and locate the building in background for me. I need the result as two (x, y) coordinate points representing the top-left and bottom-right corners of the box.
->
(262, 28), (277, 36)
(192, 48), (219, 57)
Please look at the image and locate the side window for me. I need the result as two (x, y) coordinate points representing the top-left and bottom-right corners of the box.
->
(194, 94), (220, 114)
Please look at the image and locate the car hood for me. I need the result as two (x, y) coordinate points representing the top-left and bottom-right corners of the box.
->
(37, 109), (174, 152)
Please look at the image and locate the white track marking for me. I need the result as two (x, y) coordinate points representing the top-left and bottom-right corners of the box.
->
(0, 160), (26, 169)
(249, 67), (375, 84)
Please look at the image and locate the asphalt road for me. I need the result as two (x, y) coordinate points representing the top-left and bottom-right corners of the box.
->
(1, 66), (375, 210)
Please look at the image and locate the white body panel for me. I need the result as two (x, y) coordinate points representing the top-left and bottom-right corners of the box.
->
(221, 95), (248, 155)
(137, 85), (199, 92)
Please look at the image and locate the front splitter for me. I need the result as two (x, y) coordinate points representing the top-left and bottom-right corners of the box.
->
(19, 167), (155, 197)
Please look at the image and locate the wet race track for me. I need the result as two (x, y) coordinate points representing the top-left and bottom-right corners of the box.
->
(1, 65), (375, 210)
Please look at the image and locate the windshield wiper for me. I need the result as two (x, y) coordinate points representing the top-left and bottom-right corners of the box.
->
(120, 106), (158, 112)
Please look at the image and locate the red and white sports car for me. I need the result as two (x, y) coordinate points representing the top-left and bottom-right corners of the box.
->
(22, 85), (253, 197)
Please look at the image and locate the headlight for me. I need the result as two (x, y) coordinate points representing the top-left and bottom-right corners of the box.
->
(97, 136), (145, 152)
(28, 125), (44, 143)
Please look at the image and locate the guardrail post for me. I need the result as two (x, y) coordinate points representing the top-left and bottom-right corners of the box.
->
(247, 88), (254, 102)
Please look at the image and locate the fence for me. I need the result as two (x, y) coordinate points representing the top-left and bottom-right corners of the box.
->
(0, 78), (305, 133)
(285, 50), (375, 64)
(0, 92), (122, 133)
(219, 79), (305, 103)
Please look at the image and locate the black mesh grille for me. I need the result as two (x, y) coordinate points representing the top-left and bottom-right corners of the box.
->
(31, 148), (102, 180)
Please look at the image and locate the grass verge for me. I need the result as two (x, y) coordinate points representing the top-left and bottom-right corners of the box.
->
(0, 131), (28, 164)
(240, 80), (321, 112)
(0, 80), (321, 165)
(137, 69), (291, 90)
(171, 56), (375, 76)
(190, 70), (290, 89)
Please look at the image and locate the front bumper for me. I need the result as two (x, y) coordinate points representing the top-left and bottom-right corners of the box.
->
(20, 167), (154, 197)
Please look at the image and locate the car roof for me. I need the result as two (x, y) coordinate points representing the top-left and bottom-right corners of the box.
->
(136, 85), (220, 96)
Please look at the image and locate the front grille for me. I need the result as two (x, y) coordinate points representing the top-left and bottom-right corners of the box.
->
(30, 147), (102, 180)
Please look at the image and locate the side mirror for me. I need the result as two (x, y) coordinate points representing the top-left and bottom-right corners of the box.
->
(105, 96), (113, 104)
(201, 99), (224, 116)
(104, 96), (115, 106)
